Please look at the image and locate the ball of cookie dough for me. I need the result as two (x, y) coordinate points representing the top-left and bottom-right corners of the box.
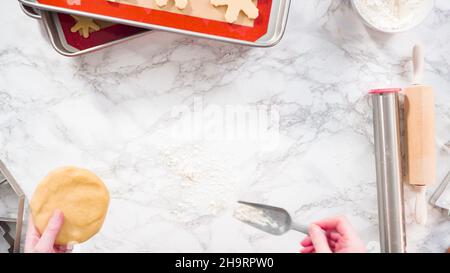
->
(30, 167), (109, 245)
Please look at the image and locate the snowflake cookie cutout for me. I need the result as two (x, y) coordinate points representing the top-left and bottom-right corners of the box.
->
(70, 15), (100, 38)
(154, 0), (188, 9)
(210, 0), (259, 23)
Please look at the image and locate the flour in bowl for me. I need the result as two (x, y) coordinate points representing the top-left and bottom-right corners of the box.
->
(354, 0), (434, 31)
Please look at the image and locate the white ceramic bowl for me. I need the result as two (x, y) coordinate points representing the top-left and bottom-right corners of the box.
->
(351, 0), (435, 33)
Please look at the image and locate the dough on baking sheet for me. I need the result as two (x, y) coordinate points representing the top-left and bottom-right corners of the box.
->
(211, 0), (259, 23)
(111, 0), (257, 27)
(30, 167), (109, 245)
(70, 15), (116, 38)
(155, 0), (188, 9)
(70, 15), (100, 38)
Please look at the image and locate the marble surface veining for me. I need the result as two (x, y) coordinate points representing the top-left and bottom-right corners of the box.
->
(0, 0), (449, 253)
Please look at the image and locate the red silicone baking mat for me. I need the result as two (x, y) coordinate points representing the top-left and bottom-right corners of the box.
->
(55, 13), (147, 51)
(37, 0), (272, 42)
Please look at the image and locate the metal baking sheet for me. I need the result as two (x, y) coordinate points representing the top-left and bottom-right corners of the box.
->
(20, 2), (42, 19)
(20, 4), (151, 56)
(18, 0), (290, 47)
(46, 12), (150, 56)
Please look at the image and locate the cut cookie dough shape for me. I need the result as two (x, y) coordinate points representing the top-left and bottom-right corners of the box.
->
(70, 15), (100, 38)
(30, 167), (110, 245)
(211, 0), (259, 23)
(154, 0), (188, 9)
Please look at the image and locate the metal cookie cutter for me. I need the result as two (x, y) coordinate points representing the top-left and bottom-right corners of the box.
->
(430, 171), (450, 216)
(0, 160), (25, 253)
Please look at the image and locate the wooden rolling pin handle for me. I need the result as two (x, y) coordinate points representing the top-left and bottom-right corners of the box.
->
(414, 185), (428, 225)
(413, 44), (424, 85)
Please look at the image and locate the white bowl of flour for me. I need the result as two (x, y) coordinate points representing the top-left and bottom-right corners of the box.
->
(352, 0), (435, 33)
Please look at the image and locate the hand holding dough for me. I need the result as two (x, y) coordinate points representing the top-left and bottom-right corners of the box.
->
(30, 167), (109, 245)
(210, 0), (259, 23)
(155, 0), (188, 9)
(25, 210), (73, 253)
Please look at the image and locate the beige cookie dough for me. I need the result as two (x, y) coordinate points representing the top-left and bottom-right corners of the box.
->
(110, 0), (255, 27)
(70, 15), (100, 38)
(210, 0), (259, 23)
(155, 0), (188, 9)
(30, 167), (109, 245)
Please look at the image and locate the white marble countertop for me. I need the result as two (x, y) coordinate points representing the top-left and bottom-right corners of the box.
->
(1, 0), (449, 253)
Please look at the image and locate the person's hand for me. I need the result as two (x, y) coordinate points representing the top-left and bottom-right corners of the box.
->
(300, 216), (366, 253)
(25, 210), (72, 253)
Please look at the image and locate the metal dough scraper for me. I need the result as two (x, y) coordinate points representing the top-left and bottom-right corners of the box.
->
(234, 201), (309, 235)
(430, 171), (450, 216)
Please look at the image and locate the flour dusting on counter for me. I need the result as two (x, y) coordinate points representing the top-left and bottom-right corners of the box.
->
(160, 144), (239, 223)
(354, 0), (434, 31)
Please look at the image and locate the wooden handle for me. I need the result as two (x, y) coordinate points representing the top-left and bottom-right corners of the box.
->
(404, 85), (436, 225)
(413, 44), (424, 84)
(404, 85), (436, 187)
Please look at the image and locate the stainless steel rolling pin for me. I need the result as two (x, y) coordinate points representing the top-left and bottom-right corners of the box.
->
(371, 89), (407, 253)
